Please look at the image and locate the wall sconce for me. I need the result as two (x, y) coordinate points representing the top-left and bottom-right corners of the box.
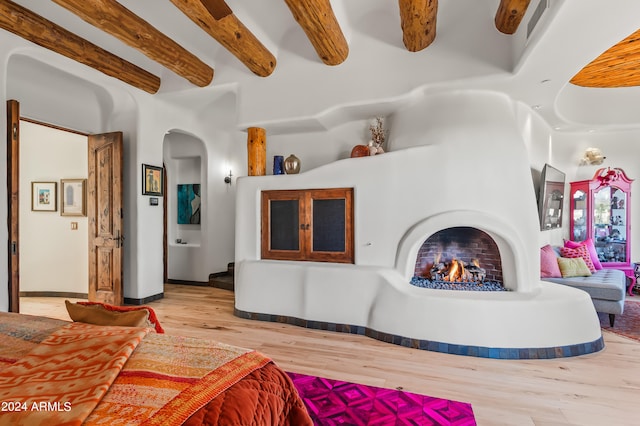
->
(224, 170), (232, 185)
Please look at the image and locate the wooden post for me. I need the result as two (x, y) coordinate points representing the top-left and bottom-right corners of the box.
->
(399, 0), (438, 52)
(494, 0), (531, 35)
(247, 127), (266, 176)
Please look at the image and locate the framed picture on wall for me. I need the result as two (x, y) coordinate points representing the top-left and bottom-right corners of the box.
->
(177, 184), (201, 224)
(61, 179), (87, 216)
(142, 164), (164, 196)
(31, 181), (57, 212)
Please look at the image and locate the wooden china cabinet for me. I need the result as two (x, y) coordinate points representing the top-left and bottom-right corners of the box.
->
(570, 167), (633, 280)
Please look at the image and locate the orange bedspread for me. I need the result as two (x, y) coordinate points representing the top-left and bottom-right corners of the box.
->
(0, 322), (149, 426)
(85, 334), (271, 425)
(0, 312), (311, 425)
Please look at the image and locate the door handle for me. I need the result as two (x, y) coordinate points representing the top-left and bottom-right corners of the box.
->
(111, 230), (125, 248)
(299, 224), (310, 230)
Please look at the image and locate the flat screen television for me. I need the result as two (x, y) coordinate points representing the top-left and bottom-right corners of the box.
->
(538, 164), (565, 231)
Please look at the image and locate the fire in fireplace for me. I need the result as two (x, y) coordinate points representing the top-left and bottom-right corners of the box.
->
(430, 256), (486, 282)
(411, 227), (507, 291)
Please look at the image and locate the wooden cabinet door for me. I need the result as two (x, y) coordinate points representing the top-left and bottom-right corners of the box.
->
(307, 188), (353, 263)
(261, 190), (305, 261)
(261, 188), (353, 263)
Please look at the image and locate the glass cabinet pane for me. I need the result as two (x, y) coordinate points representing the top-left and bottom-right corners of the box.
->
(312, 198), (346, 252)
(269, 199), (299, 251)
(593, 186), (610, 238)
(572, 190), (587, 241)
(593, 186), (627, 263)
(610, 188), (627, 241)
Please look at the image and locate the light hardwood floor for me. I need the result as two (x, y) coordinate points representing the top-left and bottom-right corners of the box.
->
(20, 284), (640, 426)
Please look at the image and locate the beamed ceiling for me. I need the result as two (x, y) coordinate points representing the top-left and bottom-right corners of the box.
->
(2, 0), (636, 95)
(1, 0), (639, 134)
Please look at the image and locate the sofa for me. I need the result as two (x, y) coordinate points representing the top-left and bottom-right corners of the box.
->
(542, 268), (626, 326)
(540, 243), (627, 326)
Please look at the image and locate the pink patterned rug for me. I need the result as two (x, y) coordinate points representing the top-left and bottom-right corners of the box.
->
(600, 299), (640, 342)
(287, 372), (476, 425)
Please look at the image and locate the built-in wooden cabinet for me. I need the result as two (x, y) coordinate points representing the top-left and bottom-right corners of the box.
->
(570, 168), (633, 276)
(261, 188), (354, 263)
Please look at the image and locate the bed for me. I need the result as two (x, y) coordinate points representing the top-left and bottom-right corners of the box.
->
(0, 309), (312, 425)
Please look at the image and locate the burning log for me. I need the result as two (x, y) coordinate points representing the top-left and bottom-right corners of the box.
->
(466, 259), (486, 282)
(429, 258), (486, 282)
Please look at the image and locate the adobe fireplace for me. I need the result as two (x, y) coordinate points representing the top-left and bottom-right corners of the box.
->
(411, 227), (507, 291)
(235, 90), (604, 359)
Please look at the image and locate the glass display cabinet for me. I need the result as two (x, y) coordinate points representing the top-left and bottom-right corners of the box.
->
(570, 167), (633, 277)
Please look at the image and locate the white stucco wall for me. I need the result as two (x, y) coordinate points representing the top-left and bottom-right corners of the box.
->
(19, 121), (88, 294)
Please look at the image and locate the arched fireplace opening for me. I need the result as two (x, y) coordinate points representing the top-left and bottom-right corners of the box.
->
(411, 227), (506, 291)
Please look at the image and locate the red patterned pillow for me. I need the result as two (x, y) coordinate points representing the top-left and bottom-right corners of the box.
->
(564, 238), (603, 270)
(560, 245), (596, 273)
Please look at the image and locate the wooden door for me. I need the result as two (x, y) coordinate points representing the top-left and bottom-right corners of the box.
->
(6, 100), (20, 312)
(88, 132), (124, 305)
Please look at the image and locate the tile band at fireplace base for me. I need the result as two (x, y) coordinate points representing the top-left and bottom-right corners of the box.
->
(234, 308), (605, 359)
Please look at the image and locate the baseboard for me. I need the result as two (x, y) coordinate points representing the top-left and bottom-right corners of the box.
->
(124, 293), (164, 305)
(20, 291), (164, 306)
(20, 291), (88, 299)
(167, 279), (210, 287)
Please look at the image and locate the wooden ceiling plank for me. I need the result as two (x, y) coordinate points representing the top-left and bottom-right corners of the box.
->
(571, 28), (640, 88)
(282, 0), (349, 66)
(495, 0), (531, 35)
(398, 0), (438, 52)
(51, 0), (213, 87)
(0, 0), (160, 94)
(170, 0), (276, 77)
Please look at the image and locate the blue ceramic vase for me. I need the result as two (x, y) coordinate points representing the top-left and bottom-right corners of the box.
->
(273, 155), (284, 175)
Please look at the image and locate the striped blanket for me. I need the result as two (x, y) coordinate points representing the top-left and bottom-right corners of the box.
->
(0, 312), (274, 425)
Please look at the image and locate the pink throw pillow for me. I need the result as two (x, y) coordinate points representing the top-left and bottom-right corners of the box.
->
(564, 239), (602, 270)
(560, 245), (596, 273)
(540, 245), (562, 278)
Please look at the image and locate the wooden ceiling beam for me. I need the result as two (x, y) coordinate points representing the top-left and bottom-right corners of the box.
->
(282, 0), (348, 66)
(170, 0), (276, 77)
(495, 0), (531, 35)
(0, 0), (160, 94)
(398, 0), (438, 52)
(51, 0), (213, 87)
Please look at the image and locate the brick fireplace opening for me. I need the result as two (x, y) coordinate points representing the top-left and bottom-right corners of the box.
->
(411, 227), (505, 290)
